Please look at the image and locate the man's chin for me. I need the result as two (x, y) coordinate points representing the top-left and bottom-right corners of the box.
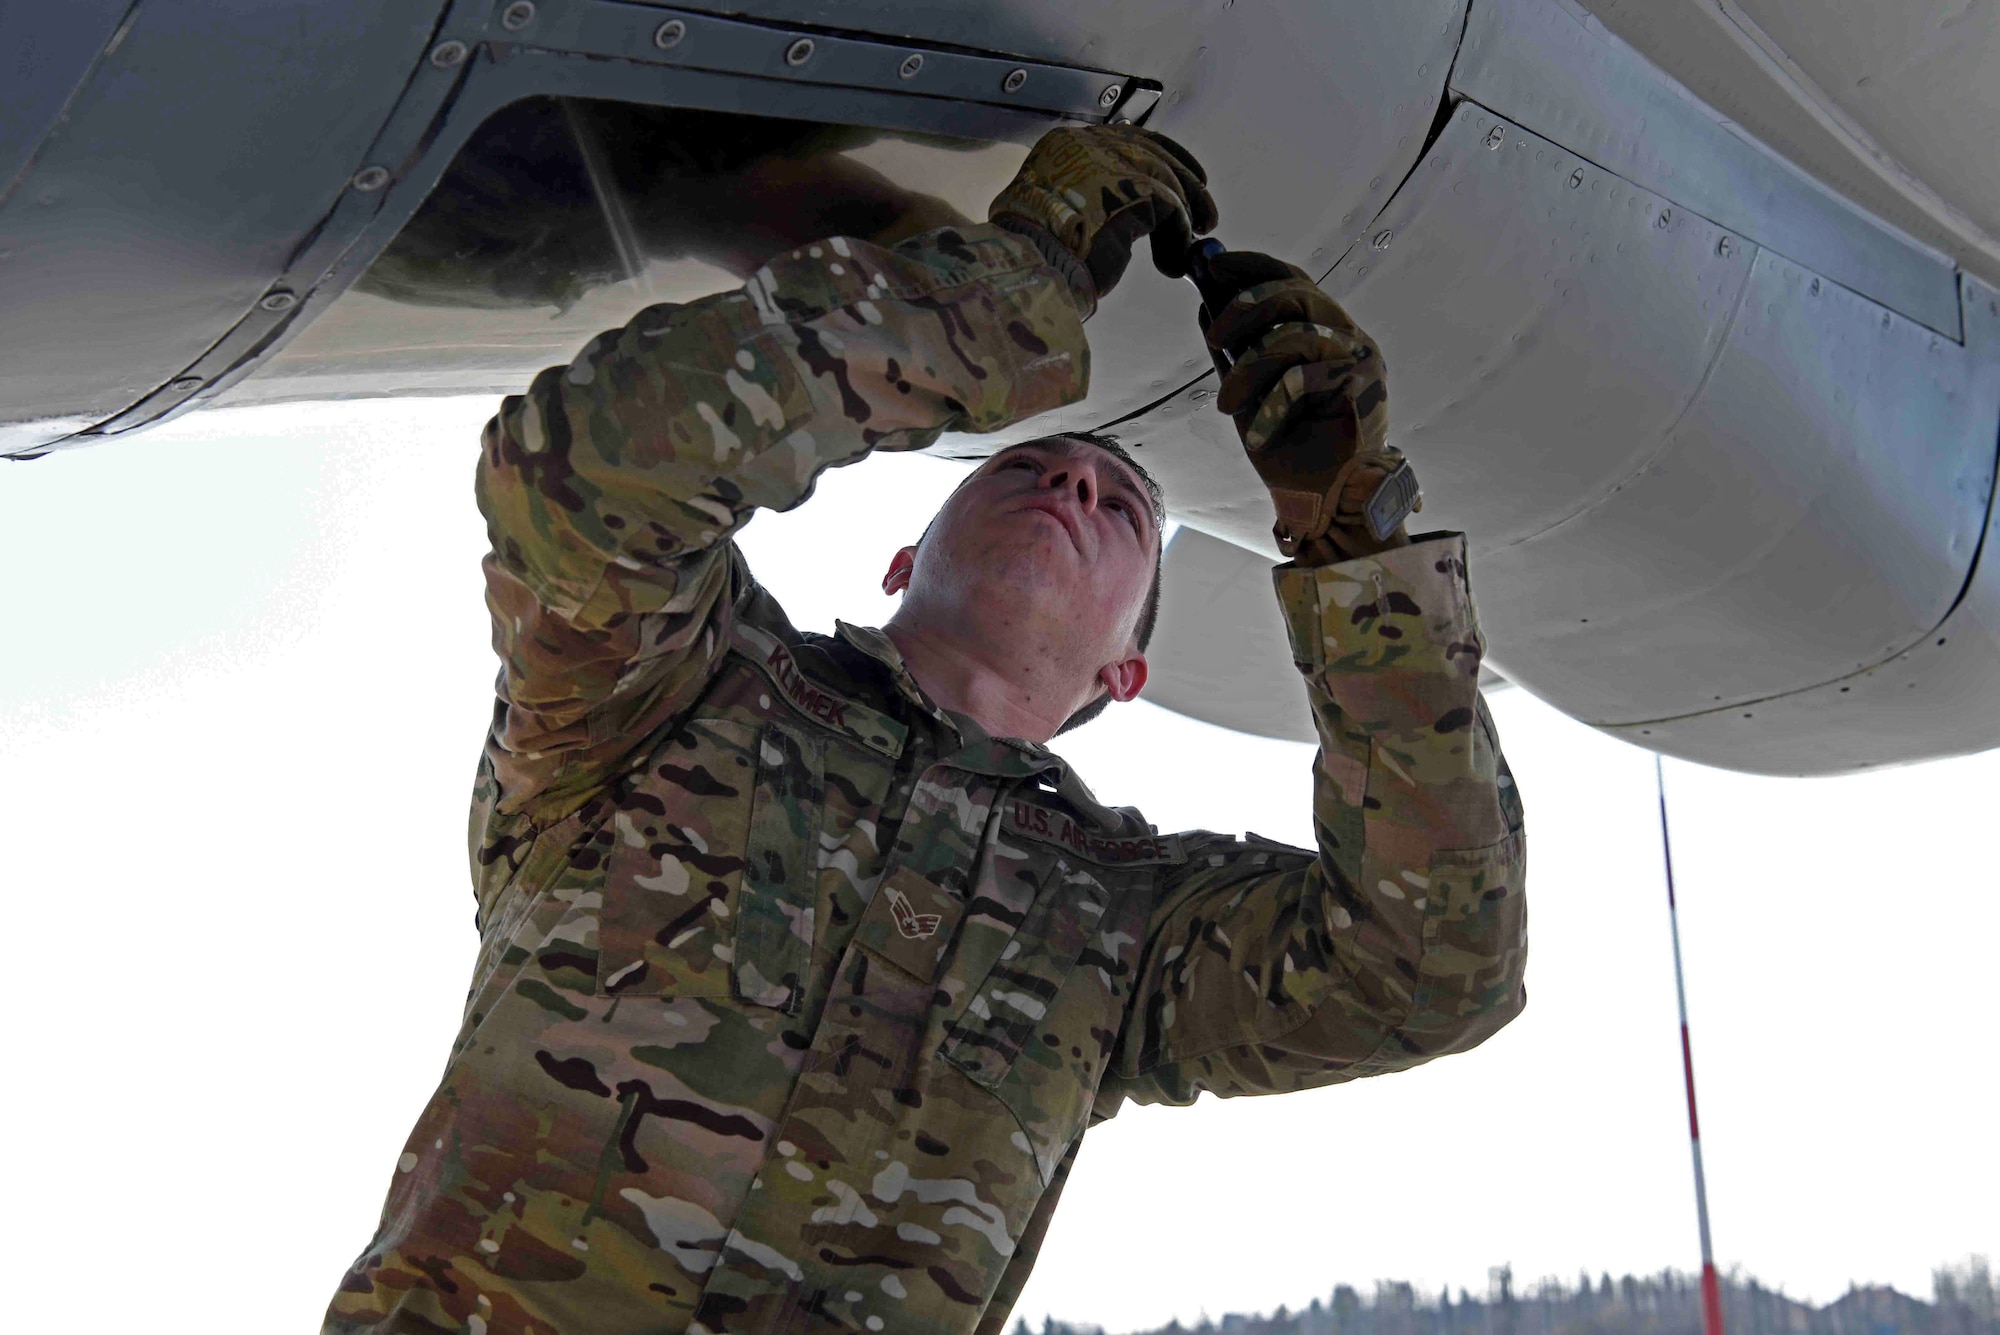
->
(960, 540), (1088, 609)
(995, 528), (1081, 574)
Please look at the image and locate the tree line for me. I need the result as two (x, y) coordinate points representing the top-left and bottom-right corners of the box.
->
(1021, 1256), (1997, 1335)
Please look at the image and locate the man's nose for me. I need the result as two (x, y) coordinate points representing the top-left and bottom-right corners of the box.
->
(1042, 466), (1095, 510)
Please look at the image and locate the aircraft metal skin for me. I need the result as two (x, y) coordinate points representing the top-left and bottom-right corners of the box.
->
(3, 0), (1997, 777)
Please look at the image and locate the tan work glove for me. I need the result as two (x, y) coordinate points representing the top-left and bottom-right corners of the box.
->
(1201, 249), (1409, 561)
(990, 124), (1218, 319)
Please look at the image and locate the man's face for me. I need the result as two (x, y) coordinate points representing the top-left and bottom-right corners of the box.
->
(895, 436), (1160, 681)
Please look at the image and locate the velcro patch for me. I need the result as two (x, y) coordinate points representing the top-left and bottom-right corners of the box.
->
(854, 866), (966, 983)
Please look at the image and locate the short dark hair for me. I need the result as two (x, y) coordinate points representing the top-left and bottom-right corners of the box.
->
(918, 431), (1165, 735)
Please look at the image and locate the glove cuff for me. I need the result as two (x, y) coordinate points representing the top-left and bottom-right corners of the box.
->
(1268, 451), (1412, 558)
(992, 215), (1098, 320)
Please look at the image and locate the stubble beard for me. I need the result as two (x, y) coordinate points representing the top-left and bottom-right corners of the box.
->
(921, 519), (1108, 693)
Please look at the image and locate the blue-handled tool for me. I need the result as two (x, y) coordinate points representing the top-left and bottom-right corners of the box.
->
(1183, 236), (1236, 380)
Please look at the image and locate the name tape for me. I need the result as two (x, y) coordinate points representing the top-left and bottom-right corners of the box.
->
(764, 644), (850, 729)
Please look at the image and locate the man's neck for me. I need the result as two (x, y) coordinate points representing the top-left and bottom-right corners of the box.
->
(881, 616), (1081, 745)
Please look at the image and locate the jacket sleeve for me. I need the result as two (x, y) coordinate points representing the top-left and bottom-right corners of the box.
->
(1100, 535), (1527, 1107)
(472, 224), (1088, 823)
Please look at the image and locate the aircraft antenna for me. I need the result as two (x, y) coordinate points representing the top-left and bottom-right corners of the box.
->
(1656, 754), (1726, 1335)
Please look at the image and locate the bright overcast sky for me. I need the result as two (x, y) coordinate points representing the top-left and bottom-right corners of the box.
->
(1, 398), (1993, 1334)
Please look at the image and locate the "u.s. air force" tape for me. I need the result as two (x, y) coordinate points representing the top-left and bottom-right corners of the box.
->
(1002, 798), (1185, 866)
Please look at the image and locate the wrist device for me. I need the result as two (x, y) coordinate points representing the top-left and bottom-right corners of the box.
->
(1360, 457), (1422, 542)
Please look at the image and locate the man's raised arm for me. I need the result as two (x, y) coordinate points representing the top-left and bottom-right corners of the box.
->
(473, 124), (1214, 828)
(473, 225), (1082, 823)
(1102, 253), (1527, 1107)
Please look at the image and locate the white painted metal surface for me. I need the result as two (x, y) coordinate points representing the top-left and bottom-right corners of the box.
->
(1699, 1), (2000, 259)
(1602, 282), (2000, 772)
(1321, 108), (1753, 557)
(1473, 250), (1998, 727)
(1453, 0), (1961, 337)
(1131, 101), (2000, 773)
(1574, 0), (2000, 296)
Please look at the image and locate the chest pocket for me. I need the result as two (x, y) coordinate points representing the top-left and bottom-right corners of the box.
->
(596, 717), (823, 1004)
(942, 858), (1120, 1184)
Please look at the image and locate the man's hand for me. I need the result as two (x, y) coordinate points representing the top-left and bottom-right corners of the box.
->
(990, 125), (1218, 319)
(1200, 249), (1409, 562)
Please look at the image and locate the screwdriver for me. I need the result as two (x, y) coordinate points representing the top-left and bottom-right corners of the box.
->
(1182, 236), (1237, 380)
(1179, 236), (1419, 544)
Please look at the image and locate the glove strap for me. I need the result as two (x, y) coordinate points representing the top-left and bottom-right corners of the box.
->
(1274, 452), (1423, 559)
(1269, 455), (1376, 558)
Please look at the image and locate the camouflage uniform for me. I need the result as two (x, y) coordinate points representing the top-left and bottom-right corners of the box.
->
(326, 223), (1526, 1335)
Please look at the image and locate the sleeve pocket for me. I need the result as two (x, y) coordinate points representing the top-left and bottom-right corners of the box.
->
(1413, 832), (1528, 1026)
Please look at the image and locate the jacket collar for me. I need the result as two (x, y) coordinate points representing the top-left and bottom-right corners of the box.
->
(834, 620), (935, 717)
(833, 622), (1127, 831)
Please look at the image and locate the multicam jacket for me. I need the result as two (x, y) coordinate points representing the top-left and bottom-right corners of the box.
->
(327, 223), (1527, 1335)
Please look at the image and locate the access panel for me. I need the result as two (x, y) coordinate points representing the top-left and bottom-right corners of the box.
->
(1129, 102), (2000, 773)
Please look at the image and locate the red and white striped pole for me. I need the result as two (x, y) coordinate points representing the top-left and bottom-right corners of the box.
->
(1655, 755), (1726, 1335)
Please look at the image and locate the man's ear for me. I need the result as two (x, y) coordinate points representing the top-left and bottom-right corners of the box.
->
(1096, 653), (1148, 704)
(882, 545), (917, 596)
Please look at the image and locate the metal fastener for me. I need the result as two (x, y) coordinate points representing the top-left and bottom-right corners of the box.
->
(500, 1), (535, 31)
(1655, 207), (1673, 229)
(785, 38), (814, 66)
(654, 19), (685, 49)
(1484, 125), (1505, 149)
(350, 165), (390, 192)
(1372, 229), (1393, 251)
(1716, 235), (1733, 257)
(1568, 168), (1583, 189)
(259, 290), (297, 312)
(429, 39), (468, 68)
(1810, 278), (1822, 297)
(168, 376), (204, 392)
(1098, 84), (1123, 109)
(898, 53), (923, 79)
(1002, 67), (1028, 93)
(1189, 389), (1212, 403)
